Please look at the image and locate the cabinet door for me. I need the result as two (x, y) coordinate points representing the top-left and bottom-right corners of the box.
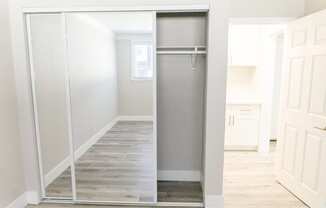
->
(232, 105), (260, 147)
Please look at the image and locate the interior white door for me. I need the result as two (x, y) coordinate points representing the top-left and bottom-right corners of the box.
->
(277, 10), (326, 208)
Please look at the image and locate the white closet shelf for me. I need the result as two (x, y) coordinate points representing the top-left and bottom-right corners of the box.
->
(156, 51), (207, 55)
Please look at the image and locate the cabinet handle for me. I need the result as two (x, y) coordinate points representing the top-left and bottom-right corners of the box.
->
(232, 115), (235, 126)
(228, 115), (231, 126)
(314, 126), (326, 131)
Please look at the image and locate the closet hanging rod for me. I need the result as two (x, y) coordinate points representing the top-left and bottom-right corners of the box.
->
(156, 51), (207, 55)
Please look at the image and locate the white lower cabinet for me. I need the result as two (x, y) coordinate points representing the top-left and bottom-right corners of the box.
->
(225, 104), (260, 150)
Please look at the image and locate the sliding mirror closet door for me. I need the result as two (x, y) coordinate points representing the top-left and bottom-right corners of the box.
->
(27, 14), (73, 199)
(65, 12), (156, 202)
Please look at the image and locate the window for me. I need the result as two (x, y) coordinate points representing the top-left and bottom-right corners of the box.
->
(131, 41), (153, 80)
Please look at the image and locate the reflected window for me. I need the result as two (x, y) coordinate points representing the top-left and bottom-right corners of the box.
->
(131, 41), (153, 80)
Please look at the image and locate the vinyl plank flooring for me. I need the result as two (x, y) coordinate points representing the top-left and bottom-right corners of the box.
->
(26, 204), (198, 208)
(157, 181), (203, 203)
(46, 121), (155, 203)
(40, 128), (308, 208)
(224, 142), (309, 208)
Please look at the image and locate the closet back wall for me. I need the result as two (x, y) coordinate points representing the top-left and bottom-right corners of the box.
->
(157, 13), (207, 178)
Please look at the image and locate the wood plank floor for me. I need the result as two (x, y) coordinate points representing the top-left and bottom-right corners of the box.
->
(35, 126), (308, 208)
(157, 181), (203, 203)
(27, 204), (199, 208)
(224, 142), (309, 208)
(46, 121), (156, 202)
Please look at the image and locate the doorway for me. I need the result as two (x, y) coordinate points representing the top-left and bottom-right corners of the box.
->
(223, 20), (309, 208)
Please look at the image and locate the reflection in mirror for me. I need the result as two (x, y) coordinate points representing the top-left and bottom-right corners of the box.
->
(67, 12), (155, 202)
(29, 14), (73, 198)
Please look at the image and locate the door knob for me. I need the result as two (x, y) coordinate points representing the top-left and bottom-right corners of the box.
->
(314, 126), (326, 131)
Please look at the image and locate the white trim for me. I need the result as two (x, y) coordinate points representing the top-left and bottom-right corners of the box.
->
(117, 115), (153, 121)
(156, 202), (204, 207)
(25, 13), (46, 198)
(61, 13), (77, 200)
(41, 199), (204, 207)
(152, 11), (158, 203)
(4, 191), (40, 208)
(204, 195), (224, 208)
(158, 170), (201, 182)
(25, 191), (40, 205)
(5, 193), (27, 208)
(22, 5), (209, 13)
(44, 118), (119, 186)
(44, 156), (71, 187)
(74, 118), (119, 159)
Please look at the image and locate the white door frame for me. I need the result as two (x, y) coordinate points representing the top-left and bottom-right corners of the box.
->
(23, 6), (209, 207)
(228, 17), (294, 153)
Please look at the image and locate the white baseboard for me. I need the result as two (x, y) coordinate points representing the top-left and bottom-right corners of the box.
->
(158, 170), (201, 181)
(205, 195), (224, 208)
(5, 193), (27, 208)
(44, 156), (71, 187)
(118, 115), (153, 121)
(5, 191), (40, 208)
(25, 191), (40, 205)
(44, 117), (119, 187)
(74, 117), (119, 160)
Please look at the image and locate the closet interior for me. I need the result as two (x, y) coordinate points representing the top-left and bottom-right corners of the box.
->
(156, 12), (207, 203)
(26, 9), (208, 206)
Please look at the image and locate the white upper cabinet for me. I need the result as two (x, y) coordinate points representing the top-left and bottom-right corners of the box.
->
(228, 25), (260, 67)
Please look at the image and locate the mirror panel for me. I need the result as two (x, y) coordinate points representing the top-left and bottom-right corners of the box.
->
(65, 12), (156, 202)
(29, 14), (73, 198)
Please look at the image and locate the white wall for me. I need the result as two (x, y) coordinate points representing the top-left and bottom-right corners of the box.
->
(203, 2), (228, 205)
(305, 0), (326, 14)
(8, 0), (306, 206)
(227, 67), (260, 101)
(230, 0), (304, 17)
(66, 13), (119, 150)
(116, 35), (153, 116)
(0, 0), (26, 207)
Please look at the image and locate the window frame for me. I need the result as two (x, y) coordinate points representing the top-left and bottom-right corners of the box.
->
(130, 40), (153, 81)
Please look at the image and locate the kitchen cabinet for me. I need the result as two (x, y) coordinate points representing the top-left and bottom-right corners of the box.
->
(225, 104), (260, 150)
